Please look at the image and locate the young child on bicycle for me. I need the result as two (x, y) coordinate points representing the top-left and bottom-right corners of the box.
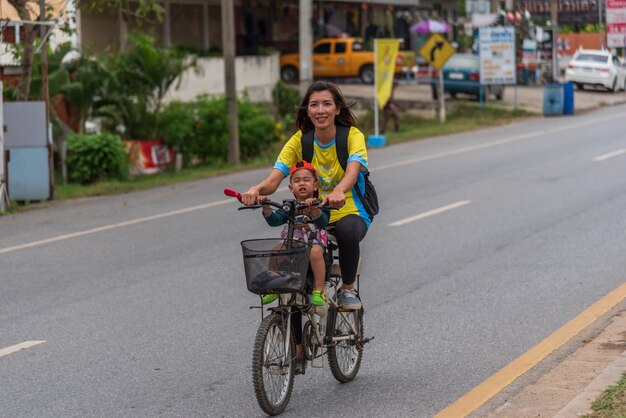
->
(259, 160), (330, 306)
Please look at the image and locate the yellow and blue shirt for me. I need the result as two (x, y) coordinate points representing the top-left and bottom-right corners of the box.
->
(274, 126), (371, 228)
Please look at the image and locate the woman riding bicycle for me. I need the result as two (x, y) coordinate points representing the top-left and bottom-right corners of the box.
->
(241, 80), (371, 310)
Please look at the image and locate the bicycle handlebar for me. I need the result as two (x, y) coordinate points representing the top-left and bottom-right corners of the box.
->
(224, 188), (334, 212)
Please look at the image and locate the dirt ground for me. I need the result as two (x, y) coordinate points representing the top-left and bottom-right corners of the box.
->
(337, 82), (626, 115)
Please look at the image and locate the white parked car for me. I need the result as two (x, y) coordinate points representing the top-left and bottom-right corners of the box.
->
(565, 49), (626, 92)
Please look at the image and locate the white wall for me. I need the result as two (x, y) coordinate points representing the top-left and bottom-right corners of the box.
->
(165, 52), (280, 103)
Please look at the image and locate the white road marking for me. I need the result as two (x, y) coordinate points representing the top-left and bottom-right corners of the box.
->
(0, 340), (46, 358)
(373, 113), (624, 172)
(389, 201), (471, 226)
(0, 199), (235, 255)
(593, 149), (626, 162)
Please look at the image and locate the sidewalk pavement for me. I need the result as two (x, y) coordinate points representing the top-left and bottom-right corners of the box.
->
(474, 302), (626, 417)
(338, 80), (626, 417)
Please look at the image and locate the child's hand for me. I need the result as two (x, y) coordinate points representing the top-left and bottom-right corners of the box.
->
(300, 198), (320, 218)
(258, 196), (272, 217)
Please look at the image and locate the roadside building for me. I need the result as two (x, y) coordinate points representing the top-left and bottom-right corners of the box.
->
(76, 0), (457, 54)
(0, 0), (73, 88)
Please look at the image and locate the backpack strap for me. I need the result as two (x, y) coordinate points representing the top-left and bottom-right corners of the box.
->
(301, 130), (315, 164)
(335, 124), (350, 172)
(300, 124), (350, 171)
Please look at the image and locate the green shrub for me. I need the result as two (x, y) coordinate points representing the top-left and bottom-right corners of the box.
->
(194, 96), (229, 163)
(67, 133), (128, 184)
(157, 95), (278, 165)
(272, 81), (301, 118)
(156, 101), (196, 166)
(238, 97), (277, 160)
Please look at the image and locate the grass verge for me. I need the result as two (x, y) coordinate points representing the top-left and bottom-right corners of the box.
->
(583, 373), (626, 417)
(359, 102), (536, 144)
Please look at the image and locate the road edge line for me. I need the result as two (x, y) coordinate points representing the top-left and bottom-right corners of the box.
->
(434, 280), (626, 418)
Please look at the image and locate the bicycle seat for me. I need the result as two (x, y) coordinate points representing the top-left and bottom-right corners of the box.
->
(250, 270), (304, 293)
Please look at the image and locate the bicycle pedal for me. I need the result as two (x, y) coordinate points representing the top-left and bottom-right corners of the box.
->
(361, 336), (375, 345)
(311, 348), (324, 368)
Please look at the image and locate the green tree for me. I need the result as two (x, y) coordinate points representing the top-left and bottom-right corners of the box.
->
(97, 33), (197, 139)
(7, 0), (38, 100)
(7, 0), (163, 103)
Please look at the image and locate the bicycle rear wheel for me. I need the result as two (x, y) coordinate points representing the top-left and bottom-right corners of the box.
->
(252, 313), (295, 415)
(327, 308), (363, 383)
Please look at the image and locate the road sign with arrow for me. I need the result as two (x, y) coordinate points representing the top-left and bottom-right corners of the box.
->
(419, 33), (455, 71)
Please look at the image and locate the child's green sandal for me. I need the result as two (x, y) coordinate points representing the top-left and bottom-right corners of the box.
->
(261, 293), (279, 305)
(310, 289), (326, 306)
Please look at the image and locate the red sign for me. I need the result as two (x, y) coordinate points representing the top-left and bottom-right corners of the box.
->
(124, 140), (175, 175)
(608, 23), (626, 33)
(607, 0), (626, 8)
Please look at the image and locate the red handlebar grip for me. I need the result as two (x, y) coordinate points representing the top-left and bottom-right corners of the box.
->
(223, 188), (242, 202)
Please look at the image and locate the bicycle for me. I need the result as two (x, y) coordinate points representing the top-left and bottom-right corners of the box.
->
(224, 188), (373, 416)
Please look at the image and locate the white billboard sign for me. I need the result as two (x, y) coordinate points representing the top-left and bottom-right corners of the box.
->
(479, 27), (517, 85)
(607, 0), (626, 48)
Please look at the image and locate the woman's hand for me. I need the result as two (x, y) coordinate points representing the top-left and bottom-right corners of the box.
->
(322, 189), (346, 209)
(241, 187), (261, 206)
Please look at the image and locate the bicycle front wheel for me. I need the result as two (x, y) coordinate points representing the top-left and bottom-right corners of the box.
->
(327, 308), (363, 383)
(252, 313), (295, 415)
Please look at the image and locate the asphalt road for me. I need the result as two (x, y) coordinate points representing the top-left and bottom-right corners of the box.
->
(1, 105), (626, 417)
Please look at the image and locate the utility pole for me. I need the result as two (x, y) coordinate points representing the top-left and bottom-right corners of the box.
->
(490, 0), (499, 14)
(299, 0), (313, 95)
(40, 0), (53, 197)
(0, 82), (8, 212)
(599, 0), (603, 48)
(551, 0), (559, 80)
(221, 0), (240, 165)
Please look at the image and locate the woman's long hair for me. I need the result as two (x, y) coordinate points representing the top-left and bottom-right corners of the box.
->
(295, 81), (357, 133)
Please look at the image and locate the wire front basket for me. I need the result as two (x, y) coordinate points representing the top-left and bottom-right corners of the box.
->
(241, 238), (311, 295)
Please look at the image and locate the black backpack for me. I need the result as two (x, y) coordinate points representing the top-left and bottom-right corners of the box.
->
(301, 125), (379, 220)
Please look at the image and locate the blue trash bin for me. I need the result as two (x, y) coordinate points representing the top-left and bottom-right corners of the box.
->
(562, 82), (575, 115)
(543, 83), (564, 116)
(367, 135), (386, 147)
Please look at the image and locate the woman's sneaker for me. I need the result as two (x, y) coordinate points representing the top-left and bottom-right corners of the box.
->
(337, 288), (361, 310)
(310, 289), (326, 306)
(261, 293), (279, 304)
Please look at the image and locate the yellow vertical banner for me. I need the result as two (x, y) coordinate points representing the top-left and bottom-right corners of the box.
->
(375, 38), (400, 110)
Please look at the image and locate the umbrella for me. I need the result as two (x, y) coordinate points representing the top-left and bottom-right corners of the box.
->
(410, 19), (451, 34)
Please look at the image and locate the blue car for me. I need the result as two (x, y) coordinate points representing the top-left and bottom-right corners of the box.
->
(431, 53), (505, 100)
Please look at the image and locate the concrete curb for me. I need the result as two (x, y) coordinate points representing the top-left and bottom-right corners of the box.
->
(555, 350), (626, 417)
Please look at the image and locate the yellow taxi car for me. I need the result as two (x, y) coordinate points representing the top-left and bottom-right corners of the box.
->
(280, 38), (414, 84)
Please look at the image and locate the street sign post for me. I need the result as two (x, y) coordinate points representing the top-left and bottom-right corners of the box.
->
(419, 34), (456, 123)
(419, 34), (456, 71)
